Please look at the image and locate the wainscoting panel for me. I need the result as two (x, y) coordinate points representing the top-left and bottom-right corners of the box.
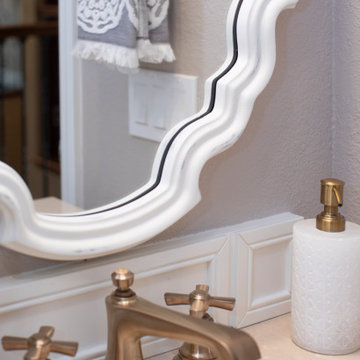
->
(0, 212), (302, 359)
(234, 214), (300, 328)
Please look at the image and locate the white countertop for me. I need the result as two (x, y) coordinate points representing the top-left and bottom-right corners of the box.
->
(244, 314), (360, 360)
(34, 196), (82, 213)
(147, 350), (178, 359)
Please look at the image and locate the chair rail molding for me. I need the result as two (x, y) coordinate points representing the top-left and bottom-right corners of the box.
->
(0, 0), (299, 260)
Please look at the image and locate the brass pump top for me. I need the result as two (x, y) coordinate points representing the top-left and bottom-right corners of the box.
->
(316, 178), (345, 232)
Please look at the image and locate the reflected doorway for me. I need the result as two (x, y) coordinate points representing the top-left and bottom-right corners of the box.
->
(0, 0), (60, 199)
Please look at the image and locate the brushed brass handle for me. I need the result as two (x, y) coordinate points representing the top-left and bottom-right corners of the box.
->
(164, 292), (191, 306)
(24, 346), (43, 360)
(51, 340), (78, 356)
(38, 326), (54, 338)
(164, 284), (235, 318)
(2, 336), (28, 350)
(1, 326), (78, 360)
(209, 296), (235, 311)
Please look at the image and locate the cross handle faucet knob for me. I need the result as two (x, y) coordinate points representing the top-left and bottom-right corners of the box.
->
(164, 284), (235, 319)
(2, 326), (78, 360)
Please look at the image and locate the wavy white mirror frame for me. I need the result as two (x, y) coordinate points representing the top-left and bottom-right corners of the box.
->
(0, 0), (299, 260)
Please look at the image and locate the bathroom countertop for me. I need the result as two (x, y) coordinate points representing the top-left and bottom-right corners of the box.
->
(149, 314), (360, 359)
(244, 313), (360, 359)
(147, 350), (178, 359)
(34, 196), (82, 213)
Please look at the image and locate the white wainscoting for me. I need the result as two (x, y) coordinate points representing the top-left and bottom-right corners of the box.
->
(0, 212), (302, 359)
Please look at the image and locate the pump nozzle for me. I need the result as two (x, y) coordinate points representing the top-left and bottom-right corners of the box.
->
(316, 178), (345, 232)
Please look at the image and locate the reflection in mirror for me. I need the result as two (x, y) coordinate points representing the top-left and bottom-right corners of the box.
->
(67, 1), (232, 210)
(0, 1), (231, 211)
(0, 0), (60, 200)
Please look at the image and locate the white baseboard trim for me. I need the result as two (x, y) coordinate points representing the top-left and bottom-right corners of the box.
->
(0, 212), (302, 359)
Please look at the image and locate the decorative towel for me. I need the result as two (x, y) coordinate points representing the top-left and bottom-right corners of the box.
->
(75, 0), (175, 71)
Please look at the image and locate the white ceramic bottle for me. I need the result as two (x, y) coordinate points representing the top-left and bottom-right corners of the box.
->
(292, 178), (360, 355)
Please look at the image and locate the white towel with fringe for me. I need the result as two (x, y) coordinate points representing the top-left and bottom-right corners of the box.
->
(75, 0), (175, 71)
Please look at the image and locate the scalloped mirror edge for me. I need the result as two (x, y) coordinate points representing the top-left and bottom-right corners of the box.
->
(0, 0), (299, 260)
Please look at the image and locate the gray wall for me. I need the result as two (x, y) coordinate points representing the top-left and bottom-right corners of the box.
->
(81, 63), (159, 209)
(333, 0), (360, 224)
(0, 0), (337, 275)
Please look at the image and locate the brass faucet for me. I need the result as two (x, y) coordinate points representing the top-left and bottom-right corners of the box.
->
(105, 269), (261, 360)
(165, 284), (236, 360)
(2, 326), (78, 360)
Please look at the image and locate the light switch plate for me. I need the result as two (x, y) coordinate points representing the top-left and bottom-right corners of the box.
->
(129, 69), (197, 142)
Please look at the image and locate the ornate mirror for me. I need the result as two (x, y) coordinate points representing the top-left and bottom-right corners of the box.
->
(0, 0), (299, 260)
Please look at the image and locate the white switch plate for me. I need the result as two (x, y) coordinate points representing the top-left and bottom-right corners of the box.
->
(128, 69), (197, 142)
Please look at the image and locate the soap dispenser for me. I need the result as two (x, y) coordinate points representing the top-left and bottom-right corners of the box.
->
(291, 178), (360, 355)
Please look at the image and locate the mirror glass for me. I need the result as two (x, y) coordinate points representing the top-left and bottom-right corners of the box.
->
(78, 1), (232, 210)
(0, 0), (231, 211)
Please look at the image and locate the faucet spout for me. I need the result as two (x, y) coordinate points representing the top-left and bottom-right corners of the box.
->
(105, 269), (260, 360)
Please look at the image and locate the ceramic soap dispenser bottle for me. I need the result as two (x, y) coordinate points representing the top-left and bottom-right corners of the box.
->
(291, 178), (360, 355)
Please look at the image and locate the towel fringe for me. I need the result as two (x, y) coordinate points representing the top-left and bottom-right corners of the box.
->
(74, 39), (176, 71)
(74, 40), (140, 72)
(137, 39), (176, 63)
